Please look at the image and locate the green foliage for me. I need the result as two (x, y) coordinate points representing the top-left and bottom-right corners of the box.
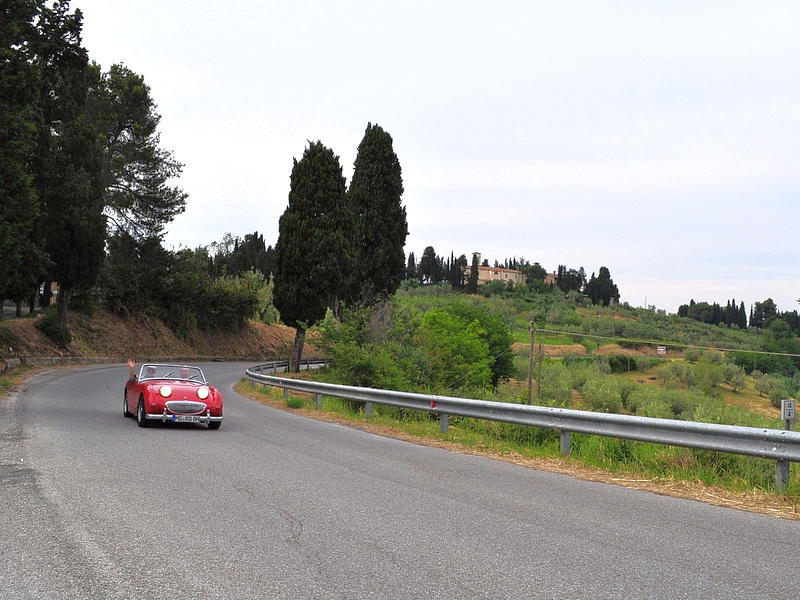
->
(692, 358), (724, 392)
(348, 123), (407, 306)
(581, 376), (622, 413)
(35, 306), (71, 347)
(608, 355), (637, 373)
(443, 302), (515, 385)
(285, 396), (304, 409)
(274, 141), (352, 331)
(211, 232), (275, 279)
(584, 266), (619, 306)
(416, 309), (492, 390)
(97, 64), (187, 237)
(537, 362), (572, 405)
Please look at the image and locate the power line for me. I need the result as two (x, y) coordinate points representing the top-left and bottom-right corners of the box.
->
(536, 328), (800, 358)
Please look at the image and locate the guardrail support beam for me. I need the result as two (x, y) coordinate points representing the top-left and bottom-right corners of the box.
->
(440, 413), (448, 433)
(315, 393), (321, 410)
(365, 401), (372, 418)
(283, 387), (289, 402)
(560, 431), (572, 456)
(776, 460), (790, 492)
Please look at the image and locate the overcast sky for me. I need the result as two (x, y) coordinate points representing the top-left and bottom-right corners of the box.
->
(70, 0), (799, 313)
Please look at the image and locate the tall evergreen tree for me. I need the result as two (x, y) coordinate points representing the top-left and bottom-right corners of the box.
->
(405, 252), (416, 281)
(347, 123), (407, 306)
(418, 246), (439, 284)
(29, 2), (106, 345)
(466, 253), (479, 293)
(274, 141), (352, 370)
(585, 266), (619, 306)
(0, 0), (51, 311)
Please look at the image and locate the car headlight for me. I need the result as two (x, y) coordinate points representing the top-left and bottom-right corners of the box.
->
(197, 386), (210, 400)
(159, 385), (172, 398)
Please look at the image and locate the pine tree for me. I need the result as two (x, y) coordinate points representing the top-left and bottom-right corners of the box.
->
(274, 141), (352, 370)
(347, 123), (407, 306)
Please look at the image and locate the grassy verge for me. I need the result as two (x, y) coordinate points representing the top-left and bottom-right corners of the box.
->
(235, 379), (800, 521)
(0, 366), (36, 397)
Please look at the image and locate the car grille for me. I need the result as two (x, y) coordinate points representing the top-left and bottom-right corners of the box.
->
(165, 401), (207, 415)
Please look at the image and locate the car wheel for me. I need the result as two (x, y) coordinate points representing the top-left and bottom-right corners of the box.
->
(123, 390), (132, 418)
(208, 421), (222, 430)
(136, 397), (151, 428)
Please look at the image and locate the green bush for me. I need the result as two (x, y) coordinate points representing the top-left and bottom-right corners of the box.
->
(35, 307), (71, 347)
(608, 355), (637, 373)
(581, 376), (622, 413)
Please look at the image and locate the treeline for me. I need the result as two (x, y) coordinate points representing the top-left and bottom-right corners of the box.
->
(97, 231), (278, 336)
(678, 299), (748, 327)
(678, 297), (800, 335)
(403, 247), (620, 306)
(1, 2), (186, 344)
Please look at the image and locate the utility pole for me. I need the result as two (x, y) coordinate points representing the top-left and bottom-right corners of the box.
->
(527, 319), (535, 405)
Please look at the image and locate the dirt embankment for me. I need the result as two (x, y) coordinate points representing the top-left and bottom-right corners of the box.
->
(0, 309), (320, 361)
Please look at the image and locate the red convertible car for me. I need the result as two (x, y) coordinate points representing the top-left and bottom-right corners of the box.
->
(124, 363), (223, 429)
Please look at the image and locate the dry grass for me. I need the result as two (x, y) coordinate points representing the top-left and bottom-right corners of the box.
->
(236, 381), (800, 522)
(0, 309), (321, 361)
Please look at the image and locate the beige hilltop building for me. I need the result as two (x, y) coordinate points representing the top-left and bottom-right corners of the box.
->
(470, 253), (526, 286)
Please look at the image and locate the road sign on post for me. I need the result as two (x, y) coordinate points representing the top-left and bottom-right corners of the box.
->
(781, 399), (796, 423)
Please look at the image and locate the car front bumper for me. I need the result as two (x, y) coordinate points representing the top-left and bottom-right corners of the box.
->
(143, 409), (223, 424)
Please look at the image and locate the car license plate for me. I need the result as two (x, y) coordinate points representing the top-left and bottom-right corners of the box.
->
(172, 415), (200, 423)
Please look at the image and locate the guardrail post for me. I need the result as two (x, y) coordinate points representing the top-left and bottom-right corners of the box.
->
(560, 431), (572, 456)
(440, 413), (448, 433)
(283, 387), (289, 402)
(365, 401), (372, 418)
(776, 460), (789, 492)
(315, 393), (321, 410)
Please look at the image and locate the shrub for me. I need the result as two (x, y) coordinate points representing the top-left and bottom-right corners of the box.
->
(35, 307), (71, 347)
(608, 355), (637, 373)
(581, 376), (622, 413)
(537, 362), (572, 405)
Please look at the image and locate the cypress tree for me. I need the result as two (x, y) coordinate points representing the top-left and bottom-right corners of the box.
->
(405, 252), (416, 281)
(274, 141), (352, 370)
(466, 253), (479, 293)
(347, 123), (407, 306)
(0, 0), (51, 310)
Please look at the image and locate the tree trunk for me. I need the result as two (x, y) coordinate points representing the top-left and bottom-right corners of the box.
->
(290, 327), (305, 372)
(56, 285), (70, 348)
(15, 301), (22, 318)
(28, 294), (35, 315)
(40, 280), (52, 308)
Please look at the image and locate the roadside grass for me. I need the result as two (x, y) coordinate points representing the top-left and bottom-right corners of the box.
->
(0, 366), (35, 396)
(236, 379), (800, 508)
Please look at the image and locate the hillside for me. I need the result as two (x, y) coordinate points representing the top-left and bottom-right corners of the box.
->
(0, 309), (319, 362)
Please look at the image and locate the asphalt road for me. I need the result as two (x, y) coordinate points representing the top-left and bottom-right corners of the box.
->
(1, 362), (798, 599)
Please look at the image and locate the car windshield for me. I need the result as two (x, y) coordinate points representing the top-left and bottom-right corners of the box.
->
(138, 364), (206, 383)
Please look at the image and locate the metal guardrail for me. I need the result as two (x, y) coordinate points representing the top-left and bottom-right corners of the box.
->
(245, 363), (800, 491)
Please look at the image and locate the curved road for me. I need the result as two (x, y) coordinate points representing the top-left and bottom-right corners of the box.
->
(1, 363), (797, 599)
